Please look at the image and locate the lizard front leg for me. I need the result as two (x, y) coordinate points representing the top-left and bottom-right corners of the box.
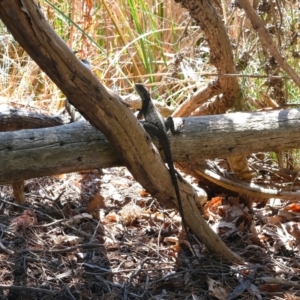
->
(165, 116), (179, 134)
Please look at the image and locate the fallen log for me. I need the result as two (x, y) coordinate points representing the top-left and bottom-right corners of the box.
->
(0, 109), (64, 131)
(1, 108), (300, 185)
(0, 109), (65, 203)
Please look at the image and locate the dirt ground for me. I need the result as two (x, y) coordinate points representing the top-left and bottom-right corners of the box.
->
(0, 167), (300, 300)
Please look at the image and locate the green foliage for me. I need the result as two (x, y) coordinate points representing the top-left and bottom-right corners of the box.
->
(0, 0), (299, 113)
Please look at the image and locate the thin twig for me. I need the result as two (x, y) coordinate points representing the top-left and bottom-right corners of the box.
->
(123, 258), (160, 300)
(19, 243), (105, 254)
(0, 284), (57, 295)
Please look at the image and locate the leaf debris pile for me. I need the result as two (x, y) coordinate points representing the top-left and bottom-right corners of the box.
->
(0, 168), (300, 299)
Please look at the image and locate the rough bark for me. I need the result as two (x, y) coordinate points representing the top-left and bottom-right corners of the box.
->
(0, 109), (64, 131)
(0, 0), (240, 261)
(238, 0), (300, 87)
(2, 108), (300, 185)
(173, 0), (240, 116)
(0, 109), (64, 203)
(173, 0), (250, 180)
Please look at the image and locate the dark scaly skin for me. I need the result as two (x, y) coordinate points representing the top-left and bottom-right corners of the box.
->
(135, 84), (190, 244)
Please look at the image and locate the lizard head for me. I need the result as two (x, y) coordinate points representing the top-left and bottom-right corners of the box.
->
(135, 84), (150, 100)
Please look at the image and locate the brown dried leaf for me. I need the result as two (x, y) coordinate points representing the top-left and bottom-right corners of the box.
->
(104, 211), (119, 223)
(285, 203), (300, 213)
(203, 196), (222, 218)
(8, 210), (38, 233)
(140, 190), (150, 197)
(119, 203), (142, 225)
(207, 276), (230, 299)
(259, 284), (280, 292)
(86, 194), (105, 215)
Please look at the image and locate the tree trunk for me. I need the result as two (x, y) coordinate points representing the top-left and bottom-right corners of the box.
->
(173, 0), (250, 180)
